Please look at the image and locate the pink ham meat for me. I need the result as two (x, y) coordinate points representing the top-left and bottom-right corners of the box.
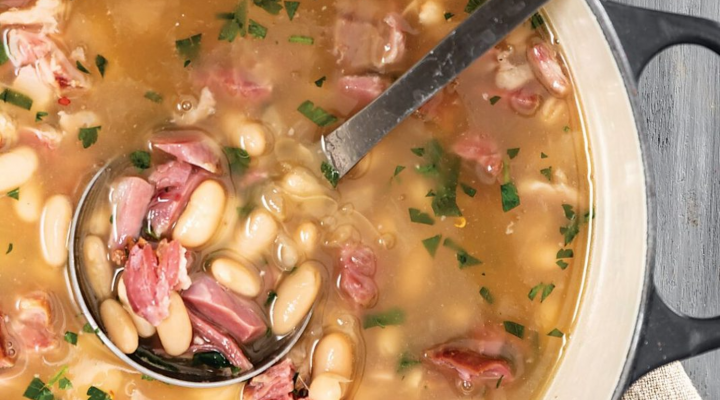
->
(0, 0), (33, 8)
(147, 161), (207, 237)
(334, 12), (408, 72)
(0, 311), (18, 368)
(194, 66), (272, 104)
(452, 135), (503, 183)
(425, 342), (513, 385)
(527, 40), (571, 98)
(243, 359), (295, 400)
(188, 309), (253, 371)
(150, 130), (222, 174)
(338, 243), (378, 308)
(13, 292), (57, 353)
(124, 239), (190, 326)
(110, 176), (154, 249)
(338, 75), (390, 108)
(182, 275), (267, 343)
(509, 90), (540, 116)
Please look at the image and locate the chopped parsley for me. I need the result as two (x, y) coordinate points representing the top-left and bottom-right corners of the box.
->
(464, 0), (486, 14)
(35, 111), (48, 122)
(489, 95), (501, 105)
(0, 88), (33, 110)
(130, 151), (151, 170)
(237, 203), (254, 218)
(496, 375), (504, 388)
(528, 284), (543, 301)
(548, 328), (565, 338)
(314, 76), (326, 87)
(460, 183), (476, 197)
(249, 20), (267, 38)
(562, 204), (575, 219)
(144, 91), (163, 103)
(219, 1), (248, 41)
(530, 12), (545, 29)
(265, 290), (277, 307)
(7, 187), (19, 200)
(6, 243), (12, 254)
(397, 353), (421, 373)
(285, 1), (299, 20)
(540, 166), (553, 181)
(500, 182), (520, 212)
(78, 126), (101, 149)
(443, 238), (481, 268)
(507, 148), (520, 159)
(141, 374), (156, 381)
(557, 249), (574, 259)
(560, 212), (583, 245)
(297, 100), (337, 126)
(58, 378), (72, 390)
(76, 61), (90, 74)
(320, 161), (340, 188)
(556, 260), (569, 270)
(82, 323), (98, 334)
(0, 41), (8, 65)
(542, 284), (555, 302)
(444, 12), (454, 20)
(393, 165), (406, 177)
(95, 54), (108, 77)
(529, 283), (555, 302)
(422, 234), (442, 257)
(425, 143), (462, 217)
(47, 366), (68, 388)
(363, 308), (405, 329)
(479, 286), (493, 304)
(175, 33), (202, 64)
(289, 35), (314, 45)
(541, 152), (548, 159)
(411, 147), (425, 157)
(23, 377), (53, 400)
(563, 125), (571, 133)
(425, 189), (435, 197)
(503, 321), (525, 339)
(408, 208), (434, 225)
(254, 0), (283, 15)
(192, 351), (234, 369)
(224, 147), (251, 174)
(63, 331), (78, 345)
(87, 386), (112, 400)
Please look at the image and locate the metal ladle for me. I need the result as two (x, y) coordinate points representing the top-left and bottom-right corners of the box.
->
(67, 0), (545, 387)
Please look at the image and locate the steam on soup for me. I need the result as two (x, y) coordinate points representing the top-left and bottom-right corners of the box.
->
(0, 0), (593, 399)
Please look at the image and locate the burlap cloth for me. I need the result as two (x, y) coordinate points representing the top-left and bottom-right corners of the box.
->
(623, 362), (702, 400)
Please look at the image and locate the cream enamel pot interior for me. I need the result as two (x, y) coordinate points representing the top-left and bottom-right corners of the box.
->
(539, 1), (720, 399)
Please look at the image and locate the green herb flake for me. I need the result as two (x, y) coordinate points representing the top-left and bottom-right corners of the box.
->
(443, 238), (482, 268)
(425, 189), (436, 197)
(87, 385), (112, 400)
(224, 147), (251, 175)
(0, 41), (8, 66)
(556, 249), (574, 259)
(507, 148), (520, 159)
(541, 152), (548, 159)
(249, 20), (268, 38)
(479, 286), (493, 304)
(82, 323), (98, 334)
(141, 374), (156, 381)
(320, 161), (340, 188)
(431, 158), (462, 216)
(130, 151), (151, 170)
(541, 283), (555, 302)
(237, 203), (254, 218)
(464, 0), (486, 14)
(528, 283), (543, 301)
(500, 182), (520, 212)
(393, 165), (406, 177)
(58, 377), (72, 390)
(444, 12), (454, 20)
(548, 328), (565, 338)
(47, 365), (68, 388)
(460, 183), (476, 198)
(530, 12), (545, 29)
(489, 95), (501, 105)
(422, 234), (442, 257)
(562, 204), (575, 220)
(23, 377), (53, 400)
(265, 290), (277, 307)
(219, 18), (242, 42)
(503, 321), (525, 339)
(540, 166), (553, 181)
(363, 308), (405, 329)
(144, 91), (163, 103)
(314, 76), (326, 87)
(563, 125), (571, 133)
(415, 164), (438, 175)
(7, 187), (19, 200)
(496, 375), (504, 388)
(76, 61), (90, 74)
(289, 35), (313, 45)
(284, 1), (299, 20)
(217, 12), (236, 19)
(184, 59), (191, 68)
(411, 147), (425, 157)
(297, 100), (337, 126)
(556, 259), (569, 270)
(560, 219), (581, 245)
(64, 331), (78, 345)
(6, 243), (12, 254)
(95, 55), (108, 77)
(397, 353), (421, 373)
(35, 111), (48, 122)
(175, 33), (202, 62)
(78, 126), (101, 149)
(409, 208), (435, 225)
(254, 0), (283, 15)
(0, 88), (33, 110)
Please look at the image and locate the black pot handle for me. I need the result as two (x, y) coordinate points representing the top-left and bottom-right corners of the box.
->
(602, 0), (720, 385)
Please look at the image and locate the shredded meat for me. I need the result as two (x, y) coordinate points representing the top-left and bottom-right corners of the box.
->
(243, 359), (296, 400)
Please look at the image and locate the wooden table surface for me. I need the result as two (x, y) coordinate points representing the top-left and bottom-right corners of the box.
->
(612, 0), (720, 398)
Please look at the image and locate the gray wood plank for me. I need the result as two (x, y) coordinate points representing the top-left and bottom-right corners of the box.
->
(609, 0), (720, 398)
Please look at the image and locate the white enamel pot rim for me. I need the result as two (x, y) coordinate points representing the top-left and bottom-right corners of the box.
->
(542, 1), (720, 399)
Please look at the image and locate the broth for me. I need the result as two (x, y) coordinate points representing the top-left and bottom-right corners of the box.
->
(0, 0), (593, 399)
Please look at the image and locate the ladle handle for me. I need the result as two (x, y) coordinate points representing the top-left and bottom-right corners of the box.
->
(602, 0), (720, 387)
(322, 0), (549, 178)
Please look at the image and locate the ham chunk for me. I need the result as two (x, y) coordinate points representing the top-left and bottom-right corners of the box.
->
(14, 292), (57, 353)
(527, 40), (571, 98)
(243, 359), (295, 400)
(425, 343), (513, 384)
(147, 161), (207, 237)
(194, 67), (272, 105)
(334, 12), (408, 72)
(110, 176), (154, 249)
(182, 275), (267, 343)
(0, 312), (18, 368)
(123, 239), (190, 326)
(338, 243), (378, 308)
(338, 75), (390, 108)
(0, 0), (66, 33)
(452, 135), (503, 184)
(188, 309), (253, 371)
(149, 160), (192, 189)
(151, 131), (222, 174)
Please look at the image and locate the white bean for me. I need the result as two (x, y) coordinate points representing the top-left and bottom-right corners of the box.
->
(313, 332), (354, 379)
(83, 235), (113, 300)
(261, 184), (290, 221)
(235, 209), (278, 259)
(156, 292), (192, 356)
(273, 234), (302, 272)
(40, 195), (72, 268)
(209, 257), (262, 298)
(0, 146), (38, 193)
(236, 122), (268, 157)
(418, 1), (444, 26)
(280, 167), (324, 197)
(294, 221), (319, 254)
(308, 373), (346, 400)
(117, 276), (156, 338)
(173, 180), (226, 248)
(100, 298), (139, 354)
(12, 179), (42, 223)
(272, 261), (322, 335)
